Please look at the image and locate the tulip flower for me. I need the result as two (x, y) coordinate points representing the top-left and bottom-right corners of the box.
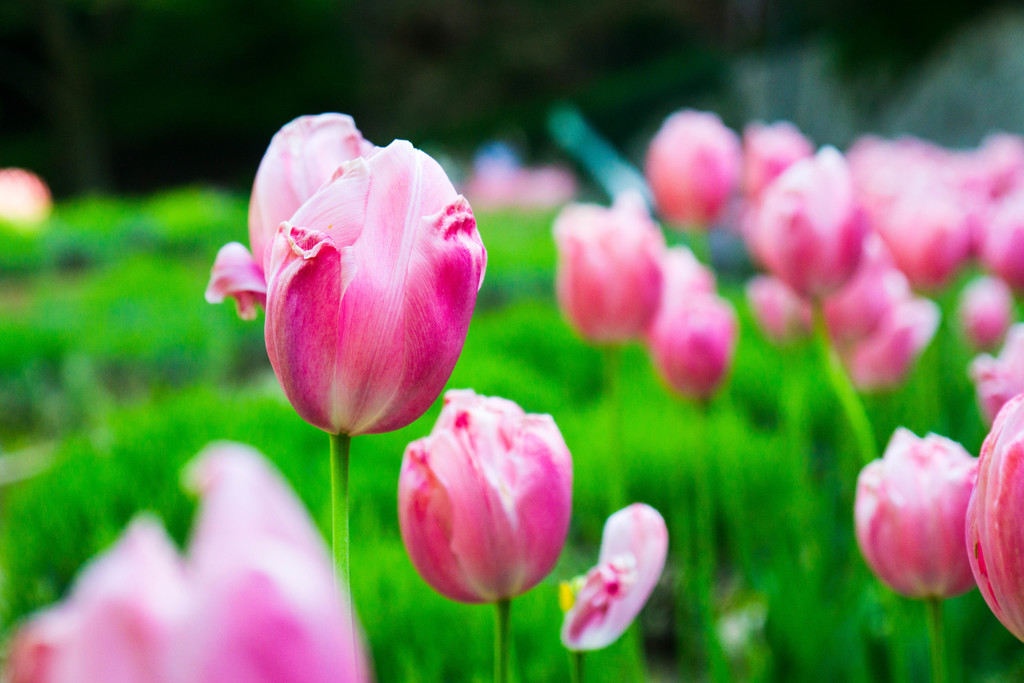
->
(842, 298), (940, 392)
(465, 142), (576, 210)
(4, 443), (372, 683)
(0, 168), (52, 228)
(560, 504), (668, 651)
(206, 113), (375, 319)
(980, 195), (1024, 291)
(855, 428), (977, 599)
(975, 132), (1024, 199)
(745, 275), (812, 345)
(645, 110), (741, 227)
(967, 393), (1024, 641)
(553, 192), (666, 344)
(741, 121), (814, 201)
(958, 276), (1014, 352)
(970, 324), (1024, 424)
(747, 146), (867, 300)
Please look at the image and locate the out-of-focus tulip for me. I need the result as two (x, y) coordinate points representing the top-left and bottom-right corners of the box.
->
(4, 443), (372, 683)
(560, 504), (668, 651)
(855, 428), (977, 598)
(745, 275), (812, 344)
(980, 195), (1024, 291)
(748, 147), (866, 299)
(647, 252), (738, 400)
(959, 276), (1015, 352)
(207, 113), (375, 319)
(398, 389), (573, 604)
(741, 121), (814, 201)
(264, 140), (486, 436)
(967, 394), (1024, 640)
(0, 168), (52, 228)
(553, 192), (666, 343)
(842, 298), (940, 392)
(465, 142), (576, 210)
(645, 110), (741, 227)
(976, 133), (1024, 200)
(970, 324), (1024, 424)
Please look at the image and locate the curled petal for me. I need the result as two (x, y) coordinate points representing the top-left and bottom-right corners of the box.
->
(205, 242), (268, 320)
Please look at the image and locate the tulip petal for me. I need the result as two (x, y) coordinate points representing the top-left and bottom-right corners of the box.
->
(206, 242), (268, 320)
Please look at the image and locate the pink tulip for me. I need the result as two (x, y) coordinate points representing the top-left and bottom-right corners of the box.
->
(4, 443), (372, 683)
(0, 168), (52, 226)
(561, 504), (668, 651)
(855, 428), (977, 598)
(748, 147), (867, 299)
(465, 144), (576, 210)
(741, 121), (814, 201)
(745, 275), (812, 344)
(967, 393), (1024, 640)
(843, 298), (940, 392)
(264, 140), (486, 436)
(970, 324), (1024, 424)
(976, 133), (1024, 199)
(553, 192), (666, 343)
(647, 267), (738, 400)
(398, 389), (573, 604)
(645, 110), (741, 227)
(207, 113), (375, 319)
(980, 195), (1024, 291)
(959, 276), (1014, 352)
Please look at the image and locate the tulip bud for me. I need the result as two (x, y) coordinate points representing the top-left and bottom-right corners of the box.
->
(970, 324), (1024, 424)
(980, 195), (1024, 291)
(748, 147), (866, 299)
(741, 121), (814, 201)
(823, 235), (910, 346)
(561, 504), (668, 651)
(207, 113), (375, 318)
(959, 276), (1014, 352)
(553, 192), (666, 343)
(842, 298), (940, 392)
(0, 168), (52, 227)
(398, 389), (573, 604)
(976, 132), (1024, 199)
(745, 275), (812, 345)
(967, 394), (1024, 640)
(645, 110), (741, 227)
(855, 428), (977, 598)
(264, 140), (487, 436)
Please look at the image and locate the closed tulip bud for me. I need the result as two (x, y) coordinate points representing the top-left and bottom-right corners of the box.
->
(976, 132), (1024, 199)
(207, 113), (375, 318)
(745, 275), (812, 344)
(855, 428), (977, 598)
(959, 276), (1014, 352)
(843, 298), (940, 392)
(0, 168), (52, 227)
(645, 110), (741, 227)
(970, 324), (1024, 424)
(741, 121), (814, 201)
(967, 394), (1024, 640)
(553, 192), (666, 343)
(398, 389), (573, 604)
(264, 140), (486, 436)
(561, 504), (668, 651)
(980, 195), (1024, 291)
(748, 147), (867, 299)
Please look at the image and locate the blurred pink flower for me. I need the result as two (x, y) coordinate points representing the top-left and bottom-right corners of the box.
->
(841, 298), (940, 391)
(823, 235), (910, 346)
(745, 275), (812, 345)
(979, 194), (1024, 291)
(465, 145), (576, 210)
(741, 121), (814, 201)
(959, 276), (1014, 352)
(561, 504), (668, 651)
(206, 113), (375, 319)
(970, 324), (1024, 425)
(0, 168), (52, 226)
(855, 428), (977, 598)
(398, 389), (573, 604)
(553, 192), (666, 343)
(747, 147), (866, 299)
(967, 394), (1024, 641)
(264, 140), (486, 436)
(645, 110), (741, 227)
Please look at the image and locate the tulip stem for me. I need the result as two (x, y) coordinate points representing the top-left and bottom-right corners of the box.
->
(495, 598), (511, 683)
(813, 307), (878, 466)
(569, 650), (584, 683)
(329, 432), (352, 586)
(603, 345), (626, 507)
(926, 598), (945, 683)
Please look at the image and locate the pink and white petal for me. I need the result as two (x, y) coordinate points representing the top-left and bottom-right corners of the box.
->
(205, 242), (268, 320)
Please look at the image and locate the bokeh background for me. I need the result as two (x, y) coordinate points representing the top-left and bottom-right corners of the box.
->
(3, 1), (1024, 681)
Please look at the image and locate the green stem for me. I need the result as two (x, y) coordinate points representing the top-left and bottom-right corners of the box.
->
(926, 598), (945, 683)
(603, 345), (625, 507)
(329, 432), (352, 584)
(495, 598), (511, 683)
(569, 650), (584, 683)
(812, 307), (878, 466)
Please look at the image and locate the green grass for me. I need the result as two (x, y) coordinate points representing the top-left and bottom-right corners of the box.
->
(1, 189), (1023, 680)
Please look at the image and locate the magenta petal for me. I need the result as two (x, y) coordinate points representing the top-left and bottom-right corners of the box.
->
(205, 242), (268, 320)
